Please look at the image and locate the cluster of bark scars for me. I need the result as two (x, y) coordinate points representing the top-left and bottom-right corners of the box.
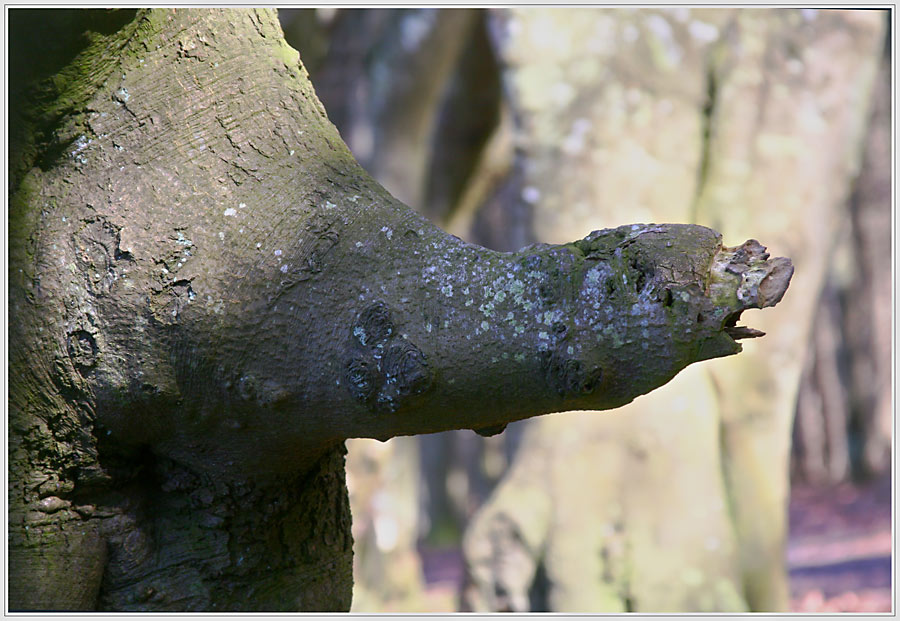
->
(343, 301), (433, 413)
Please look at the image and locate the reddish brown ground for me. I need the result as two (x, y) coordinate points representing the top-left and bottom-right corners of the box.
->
(419, 472), (894, 612)
(788, 471), (893, 612)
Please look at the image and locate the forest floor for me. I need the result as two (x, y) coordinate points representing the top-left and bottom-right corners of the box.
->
(418, 471), (894, 613)
(788, 470), (893, 612)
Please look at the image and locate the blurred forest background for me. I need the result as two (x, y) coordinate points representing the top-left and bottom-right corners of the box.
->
(279, 7), (892, 613)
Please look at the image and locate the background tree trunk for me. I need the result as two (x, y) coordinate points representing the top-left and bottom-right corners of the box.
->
(792, 36), (893, 483)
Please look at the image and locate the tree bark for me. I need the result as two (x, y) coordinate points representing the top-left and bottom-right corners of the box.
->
(8, 8), (791, 611)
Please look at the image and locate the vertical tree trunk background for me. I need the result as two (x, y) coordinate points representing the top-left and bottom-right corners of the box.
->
(281, 7), (891, 612)
(793, 38), (893, 484)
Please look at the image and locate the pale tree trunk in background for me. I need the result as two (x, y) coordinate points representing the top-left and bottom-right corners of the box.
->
(692, 10), (883, 609)
(845, 42), (892, 478)
(462, 7), (884, 612)
(793, 39), (893, 483)
(793, 279), (852, 484)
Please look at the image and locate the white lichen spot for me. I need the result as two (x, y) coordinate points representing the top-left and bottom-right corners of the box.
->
(280, 264), (289, 273)
(506, 312), (514, 321)
(289, 150), (295, 156)
(355, 241), (363, 248)
(538, 331), (549, 340)
(325, 201), (336, 209)
(223, 207), (237, 217)
(426, 323), (432, 333)
(567, 345), (574, 355)
(521, 186), (541, 204)
(481, 320), (490, 331)
(508, 279), (526, 304)
(479, 302), (495, 317)
(465, 299), (473, 307)
(494, 290), (506, 303)
(463, 287), (470, 295)
(74, 136), (89, 152)
(441, 284), (453, 297)
(584, 267), (603, 289)
(353, 326), (367, 345)
(516, 325), (525, 335)
(218, 232), (225, 241)
(541, 310), (562, 325)
(116, 86), (130, 102)
(256, 242), (262, 249)
(274, 249), (282, 257)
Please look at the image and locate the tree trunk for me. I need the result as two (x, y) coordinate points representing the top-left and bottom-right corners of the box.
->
(461, 7), (883, 612)
(792, 34), (893, 483)
(8, 8), (791, 611)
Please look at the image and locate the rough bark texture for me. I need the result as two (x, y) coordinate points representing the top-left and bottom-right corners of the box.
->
(461, 7), (883, 613)
(9, 8), (792, 611)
